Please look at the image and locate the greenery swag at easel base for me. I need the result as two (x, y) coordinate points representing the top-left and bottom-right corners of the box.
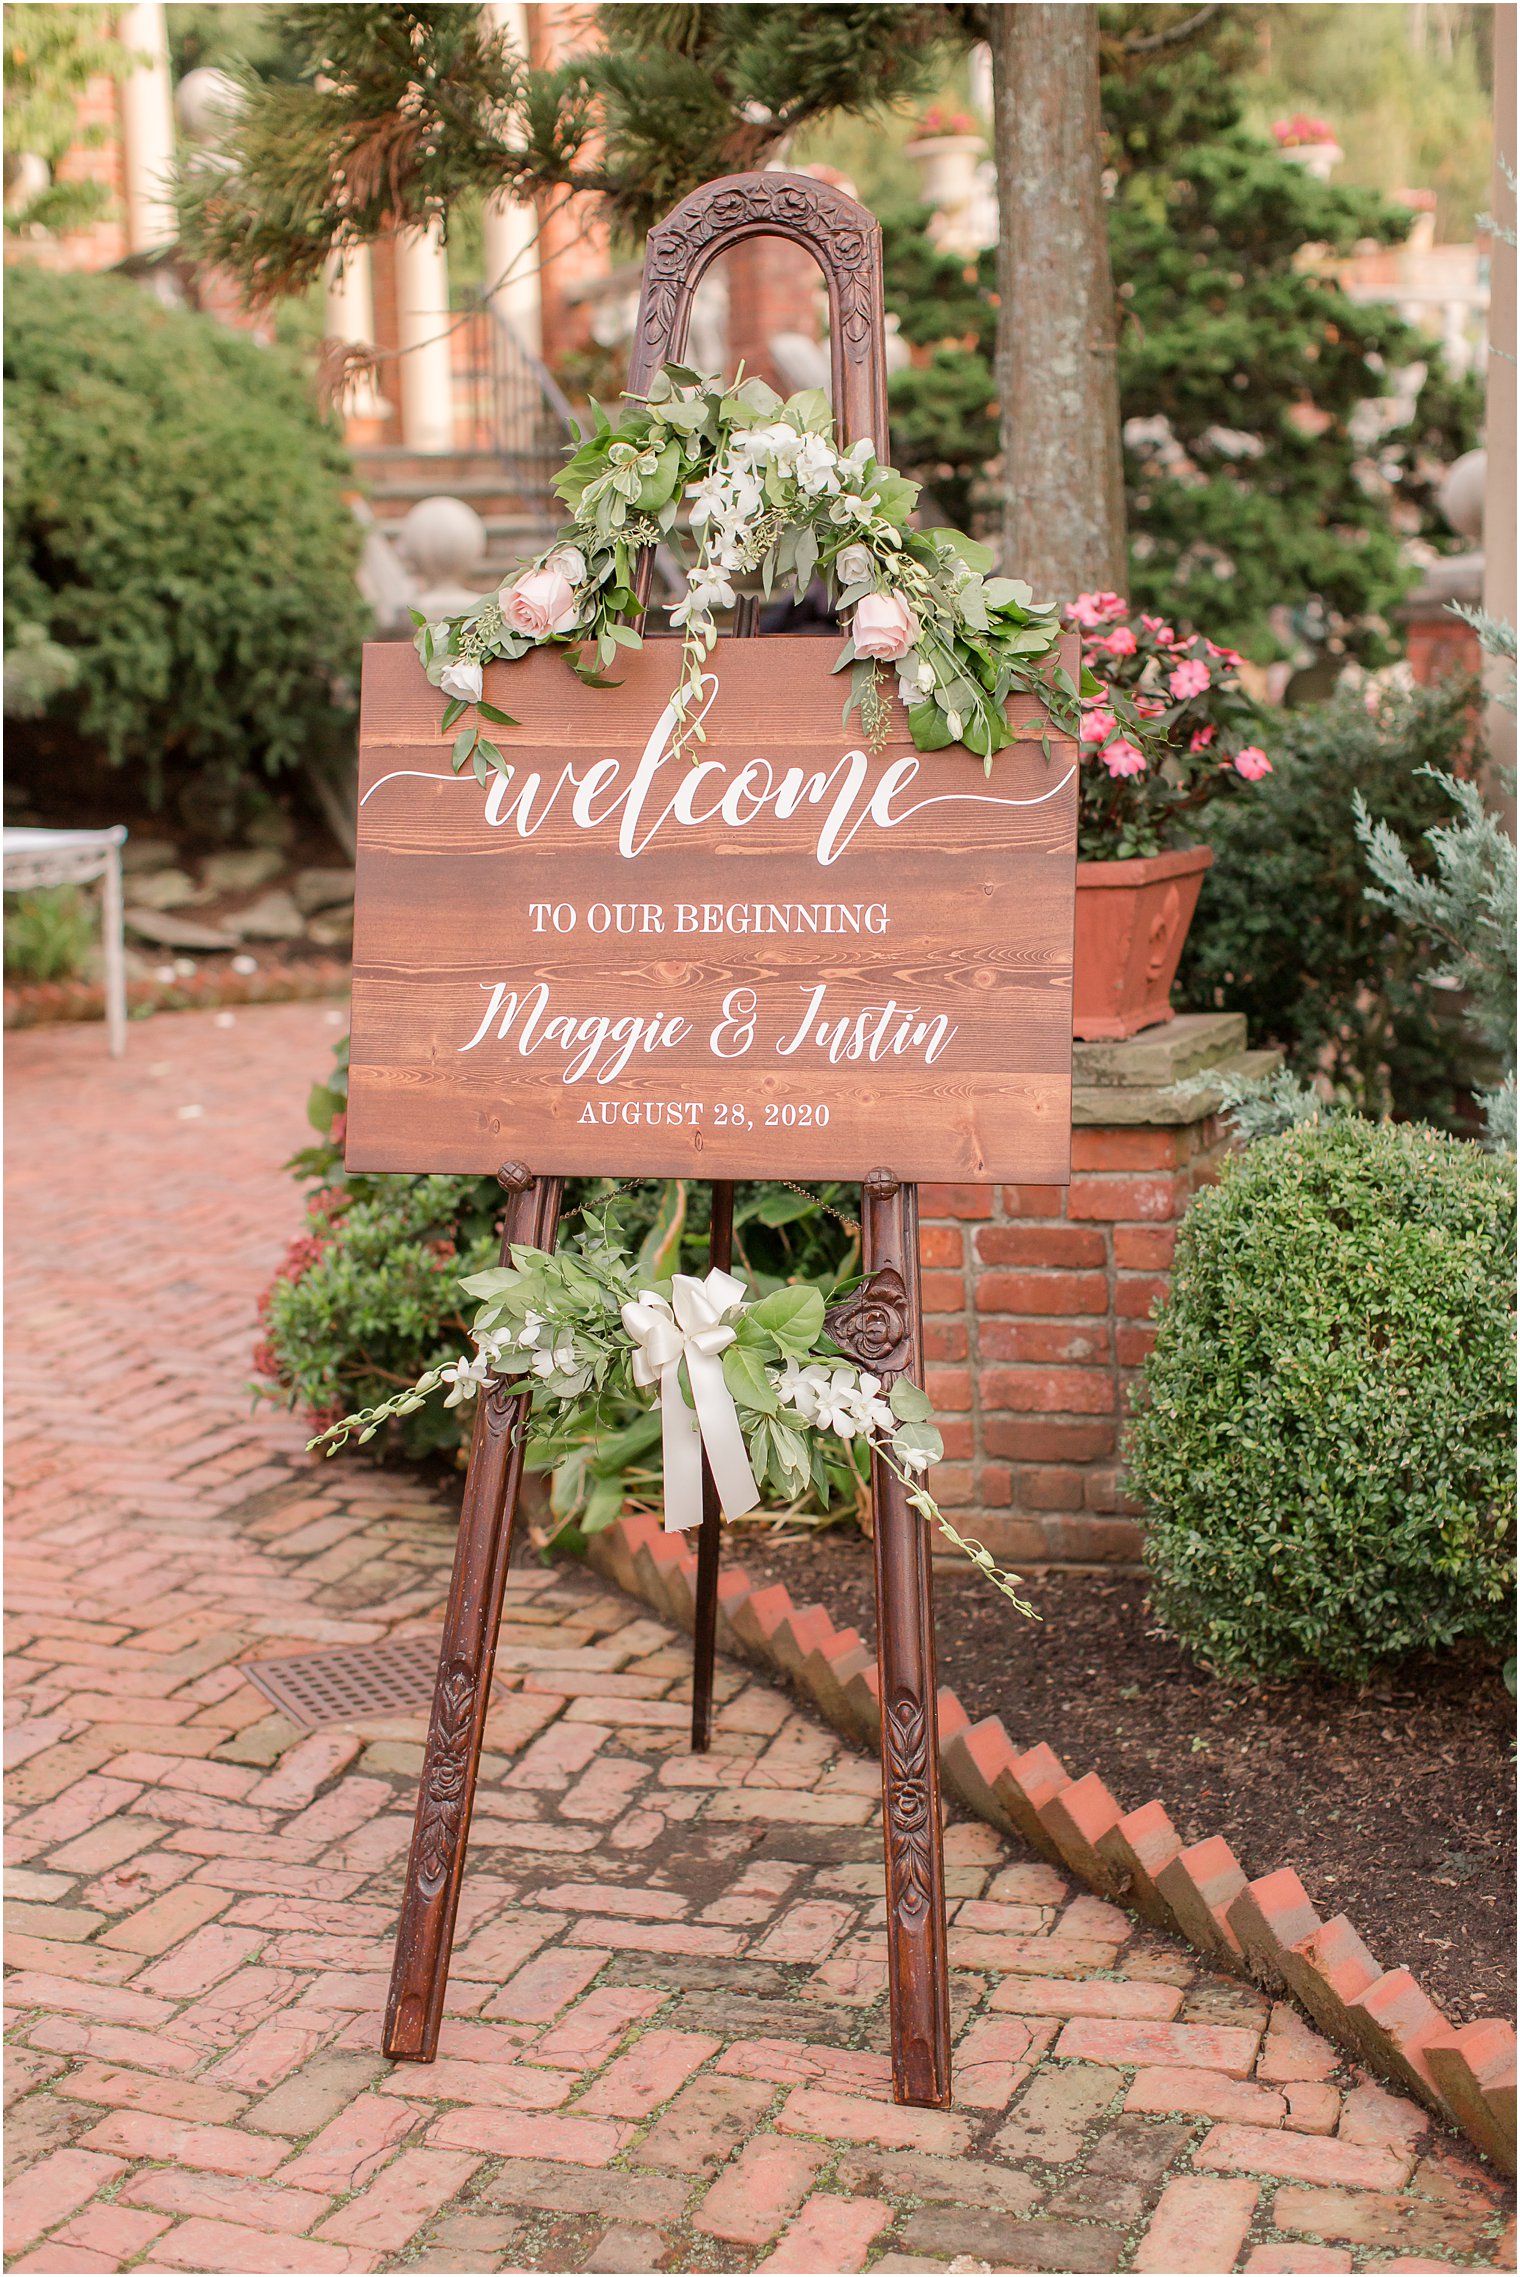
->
(415, 367), (1121, 776)
(309, 1198), (1034, 1618)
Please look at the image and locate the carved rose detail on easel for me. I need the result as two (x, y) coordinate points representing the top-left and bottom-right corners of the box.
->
(482, 1376), (526, 1440)
(415, 1659), (477, 1898)
(826, 1268), (912, 1380)
(641, 177), (876, 369)
(884, 1693), (934, 1932)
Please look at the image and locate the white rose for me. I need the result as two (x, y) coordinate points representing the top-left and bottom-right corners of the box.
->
(837, 544), (874, 586)
(435, 657), (483, 705)
(545, 545), (587, 587)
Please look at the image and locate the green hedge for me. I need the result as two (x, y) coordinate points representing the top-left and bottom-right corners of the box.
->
(4, 268), (366, 814)
(1127, 1118), (1516, 1682)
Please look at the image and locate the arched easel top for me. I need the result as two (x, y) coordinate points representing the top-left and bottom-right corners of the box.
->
(626, 171), (889, 452)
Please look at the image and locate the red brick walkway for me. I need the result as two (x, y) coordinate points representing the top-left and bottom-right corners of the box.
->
(5, 1006), (1514, 2275)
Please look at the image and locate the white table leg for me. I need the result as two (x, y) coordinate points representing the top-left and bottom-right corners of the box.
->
(102, 847), (127, 1057)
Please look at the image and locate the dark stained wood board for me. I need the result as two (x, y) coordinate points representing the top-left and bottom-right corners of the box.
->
(347, 636), (1079, 1183)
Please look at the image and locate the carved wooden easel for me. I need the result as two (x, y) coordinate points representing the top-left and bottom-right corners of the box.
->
(381, 173), (953, 2109)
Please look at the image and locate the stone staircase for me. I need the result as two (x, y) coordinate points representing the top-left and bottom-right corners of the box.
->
(351, 445), (559, 593)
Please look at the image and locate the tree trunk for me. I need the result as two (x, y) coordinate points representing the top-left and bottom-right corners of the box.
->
(989, 3), (1126, 599)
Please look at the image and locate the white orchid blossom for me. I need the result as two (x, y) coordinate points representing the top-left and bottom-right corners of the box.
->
(532, 1332), (591, 1395)
(775, 1359), (893, 1441)
(438, 1350), (492, 1408)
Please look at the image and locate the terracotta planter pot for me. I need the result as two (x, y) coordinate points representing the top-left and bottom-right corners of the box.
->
(1072, 846), (1214, 1041)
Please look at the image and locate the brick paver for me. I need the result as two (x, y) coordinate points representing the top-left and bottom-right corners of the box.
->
(5, 1005), (1515, 2274)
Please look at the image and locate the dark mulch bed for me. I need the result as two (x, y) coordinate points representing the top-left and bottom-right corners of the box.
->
(722, 1526), (1515, 2027)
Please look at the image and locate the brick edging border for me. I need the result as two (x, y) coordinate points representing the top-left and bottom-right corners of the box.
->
(4, 961), (351, 1033)
(586, 1507), (1517, 2175)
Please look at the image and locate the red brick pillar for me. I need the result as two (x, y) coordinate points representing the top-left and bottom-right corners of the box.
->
(917, 1014), (1277, 1568)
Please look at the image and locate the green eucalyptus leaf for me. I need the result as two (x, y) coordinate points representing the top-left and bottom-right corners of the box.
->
(723, 1342), (779, 1415)
(889, 1378), (935, 1423)
(907, 700), (956, 751)
(749, 1286), (826, 1351)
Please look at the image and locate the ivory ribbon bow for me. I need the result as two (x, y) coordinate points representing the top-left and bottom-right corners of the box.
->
(621, 1269), (762, 1534)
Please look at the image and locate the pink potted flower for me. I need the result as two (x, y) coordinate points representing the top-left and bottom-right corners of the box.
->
(1066, 595), (1269, 1039)
(1272, 114), (1343, 180)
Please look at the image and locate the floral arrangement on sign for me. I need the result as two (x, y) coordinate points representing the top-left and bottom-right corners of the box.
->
(416, 366), (1095, 774)
(310, 1203), (1035, 1614)
(1068, 592), (1270, 863)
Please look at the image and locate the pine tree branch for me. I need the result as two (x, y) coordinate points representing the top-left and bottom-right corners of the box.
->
(1106, 5), (1223, 59)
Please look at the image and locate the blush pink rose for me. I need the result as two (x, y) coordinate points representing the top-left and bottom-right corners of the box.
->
(1101, 626), (1138, 658)
(1169, 658), (1211, 700)
(853, 591), (918, 661)
(1234, 745), (1272, 781)
(503, 566), (580, 638)
(1101, 738), (1147, 778)
(1080, 709), (1118, 747)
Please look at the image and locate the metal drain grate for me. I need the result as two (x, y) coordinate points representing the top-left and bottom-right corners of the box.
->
(242, 1634), (442, 1728)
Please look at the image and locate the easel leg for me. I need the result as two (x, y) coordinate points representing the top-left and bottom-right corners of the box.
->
(863, 1169), (952, 2109)
(690, 1180), (734, 1752)
(383, 1163), (562, 2061)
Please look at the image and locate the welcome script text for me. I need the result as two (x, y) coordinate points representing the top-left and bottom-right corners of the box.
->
(362, 677), (1074, 1093)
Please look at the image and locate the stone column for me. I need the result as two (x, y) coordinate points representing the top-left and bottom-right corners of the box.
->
(393, 220), (456, 454)
(118, 0), (177, 254)
(481, 0), (543, 355)
(1483, 2), (1516, 814)
(526, 2), (610, 367)
(322, 246), (387, 426)
(918, 1014), (1280, 1568)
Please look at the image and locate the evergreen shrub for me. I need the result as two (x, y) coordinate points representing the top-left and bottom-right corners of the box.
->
(1127, 1118), (1516, 1683)
(1179, 678), (1481, 1123)
(4, 268), (365, 818)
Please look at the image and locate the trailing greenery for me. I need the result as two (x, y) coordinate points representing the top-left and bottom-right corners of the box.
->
(423, 365), (1084, 773)
(303, 1195), (1033, 1610)
(1178, 678), (1483, 1124)
(4, 269), (366, 820)
(1127, 1117), (1517, 1683)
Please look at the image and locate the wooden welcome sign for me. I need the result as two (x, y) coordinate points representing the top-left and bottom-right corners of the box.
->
(359, 171), (1078, 2114)
(348, 641), (1077, 1183)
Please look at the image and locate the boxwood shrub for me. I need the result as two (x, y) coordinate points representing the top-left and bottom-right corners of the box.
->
(1126, 1118), (1515, 1683)
(4, 267), (365, 817)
